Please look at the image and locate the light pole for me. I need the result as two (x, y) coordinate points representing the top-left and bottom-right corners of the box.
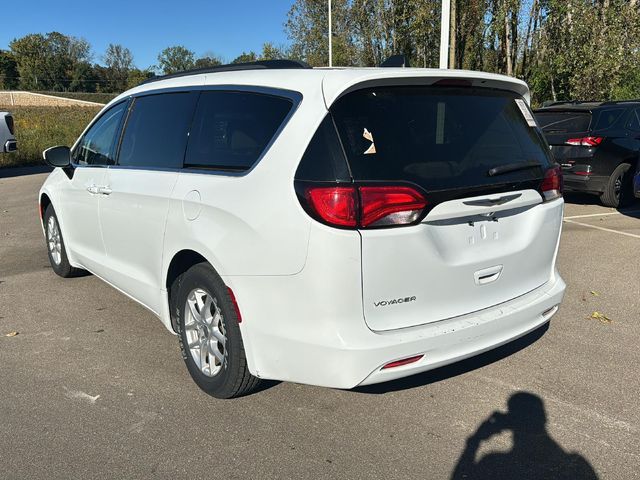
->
(439, 0), (451, 69)
(328, 0), (333, 67)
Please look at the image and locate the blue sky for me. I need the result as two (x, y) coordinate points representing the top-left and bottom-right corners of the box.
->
(1, 0), (295, 69)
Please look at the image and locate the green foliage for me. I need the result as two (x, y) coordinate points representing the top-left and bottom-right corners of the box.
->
(0, 106), (101, 168)
(104, 44), (134, 91)
(0, 50), (19, 89)
(9, 32), (92, 91)
(195, 54), (223, 68)
(157, 46), (195, 74)
(126, 68), (154, 89)
(232, 51), (258, 63)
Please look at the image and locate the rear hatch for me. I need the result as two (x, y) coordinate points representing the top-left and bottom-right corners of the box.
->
(329, 86), (562, 331)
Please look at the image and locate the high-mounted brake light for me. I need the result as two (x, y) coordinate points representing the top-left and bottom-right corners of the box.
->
(540, 166), (563, 201)
(566, 136), (603, 147)
(303, 185), (427, 229)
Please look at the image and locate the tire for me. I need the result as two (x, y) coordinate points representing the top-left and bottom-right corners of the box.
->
(175, 263), (260, 399)
(44, 205), (83, 278)
(600, 163), (633, 208)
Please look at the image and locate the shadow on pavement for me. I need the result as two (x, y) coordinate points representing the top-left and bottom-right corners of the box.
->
(0, 165), (52, 179)
(353, 323), (549, 395)
(450, 392), (598, 479)
(564, 192), (640, 219)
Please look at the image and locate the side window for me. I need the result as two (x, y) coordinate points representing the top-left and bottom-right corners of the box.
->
(118, 92), (199, 169)
(626, 109), (640, 132)
(184, 90), (293, 171)
(593, 108), (625, 130)
(72, 102), (128, 166)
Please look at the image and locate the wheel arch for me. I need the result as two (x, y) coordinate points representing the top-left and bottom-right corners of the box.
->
(164, 249), (220, 332)
(39, 192), (52, 226)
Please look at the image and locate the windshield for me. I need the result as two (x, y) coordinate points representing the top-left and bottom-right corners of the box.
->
(330, 86), (552, 192)
(535, 111), (592, 133)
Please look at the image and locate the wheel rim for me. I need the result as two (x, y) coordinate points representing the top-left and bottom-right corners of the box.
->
(47, 216), (62, 265)
(184, 288), (227, 377)
(614, 175), (622, 199)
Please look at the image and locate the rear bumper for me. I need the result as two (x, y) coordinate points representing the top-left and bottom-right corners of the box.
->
(235, 269), (566, 389)
(563, 173), (608, 194)
(358, 274), (565, 386)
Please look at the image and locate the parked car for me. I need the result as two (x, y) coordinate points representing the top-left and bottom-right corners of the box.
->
(0, 111), (17, 153)
(39, 61), (566, 398)
(534, 100), (640, 207)
(635, 163), (640, 199)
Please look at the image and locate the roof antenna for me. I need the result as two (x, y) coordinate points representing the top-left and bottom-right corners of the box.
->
(380, 55), (410, 68)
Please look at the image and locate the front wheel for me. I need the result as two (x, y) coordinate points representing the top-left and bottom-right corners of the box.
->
(175, 263), (260, 399)
(600, 163), (633, 208)
(44, 205), (83, 278)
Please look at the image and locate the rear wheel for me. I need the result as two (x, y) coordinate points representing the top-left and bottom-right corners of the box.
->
(600, 163), (633, 208)
(175, 263), (260, 399)
(44, 206), (83, 278)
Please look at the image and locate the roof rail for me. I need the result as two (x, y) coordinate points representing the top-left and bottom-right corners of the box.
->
(601, 99), (640, 105)
(542, 100), (601, 107)
(141, 59), (312, 85)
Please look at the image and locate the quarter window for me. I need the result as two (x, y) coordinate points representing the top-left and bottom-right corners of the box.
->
(118, 92), (199, 169)
(73, 101), (128, 166)
(626, 109), (640, 132)
(184, 91), (293, 171)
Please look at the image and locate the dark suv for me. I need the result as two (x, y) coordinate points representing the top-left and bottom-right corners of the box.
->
(534, 101), (640, 207)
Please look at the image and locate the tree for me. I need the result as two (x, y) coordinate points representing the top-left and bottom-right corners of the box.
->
(127, 68), (154, 89)
(231, 51), (258, 63)
(194, 53), (223, 68)
(260, 42), (287, 60)
(104, 43), (134, 91)
(157, 45), (195, 74)
(0, 50), (19, 89)
(286, 0), (355, 66)
(9, 32), (91, 91)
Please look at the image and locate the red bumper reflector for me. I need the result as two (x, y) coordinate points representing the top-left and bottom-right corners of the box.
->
(382, 354), (424, 370)
(227, 287), (242, 323)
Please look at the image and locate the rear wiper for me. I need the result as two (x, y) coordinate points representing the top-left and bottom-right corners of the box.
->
(487, 161), (542, 177)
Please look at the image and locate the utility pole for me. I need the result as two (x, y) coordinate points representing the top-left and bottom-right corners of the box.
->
(439, 0), (451, 69)
(328, 0), (333, 67)
(449, 0), (456, 69)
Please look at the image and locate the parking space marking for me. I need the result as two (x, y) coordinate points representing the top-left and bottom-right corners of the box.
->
(563, 219), (640, 239)
(564, 209), (640, 220)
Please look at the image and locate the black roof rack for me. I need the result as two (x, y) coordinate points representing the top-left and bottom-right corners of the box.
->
(541, 100), (601, 107)
(141, 59), (312, 85)
(601, 99), (640, 105)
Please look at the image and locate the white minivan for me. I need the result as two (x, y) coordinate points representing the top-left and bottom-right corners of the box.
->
(40, 60), (565, 398)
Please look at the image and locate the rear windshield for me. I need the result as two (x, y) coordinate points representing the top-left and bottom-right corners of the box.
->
(535, 111), (592, 133)
(330, 86), (552, 192)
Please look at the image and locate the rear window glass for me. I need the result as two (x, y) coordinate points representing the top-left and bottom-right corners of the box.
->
(535, 112), (591, 133)
(593, 108), (625, 130)
(184, 91), (293, 171)
(330, 86), (552, 192)
(118, 92), (199, 169)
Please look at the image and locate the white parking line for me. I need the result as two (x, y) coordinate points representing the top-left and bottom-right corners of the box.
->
(564, 209), (640, 220)
(563, 219), (640, 239)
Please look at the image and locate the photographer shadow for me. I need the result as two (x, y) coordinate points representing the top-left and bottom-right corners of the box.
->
(451, 392), (598, 479)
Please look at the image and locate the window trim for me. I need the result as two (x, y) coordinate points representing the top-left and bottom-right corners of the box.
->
(70, 99), (131, 169)
(104, 85), (302, 177)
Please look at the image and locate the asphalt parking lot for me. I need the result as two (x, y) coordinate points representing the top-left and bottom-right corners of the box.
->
(1, 169), (639, 479)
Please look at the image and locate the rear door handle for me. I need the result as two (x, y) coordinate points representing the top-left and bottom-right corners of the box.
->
(86, 185), (100, 195)
(98, 186), (112, 195)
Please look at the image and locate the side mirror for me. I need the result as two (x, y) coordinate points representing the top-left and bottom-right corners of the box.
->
(43, 146), (71, 168)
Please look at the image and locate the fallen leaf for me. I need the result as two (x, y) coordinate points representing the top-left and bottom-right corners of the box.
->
(4, 331), (18, 337)
(589, 311), (612, 324)
(590, 291), (600, 296)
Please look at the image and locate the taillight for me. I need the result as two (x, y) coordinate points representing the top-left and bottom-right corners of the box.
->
(360, 186), (427, 227)
(301, 184), (427, 229)
(5, 115), (14, 135)
(305, 187), (358, 227)
(566, 136), (603, 147)
(541, 166), (563, 201)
